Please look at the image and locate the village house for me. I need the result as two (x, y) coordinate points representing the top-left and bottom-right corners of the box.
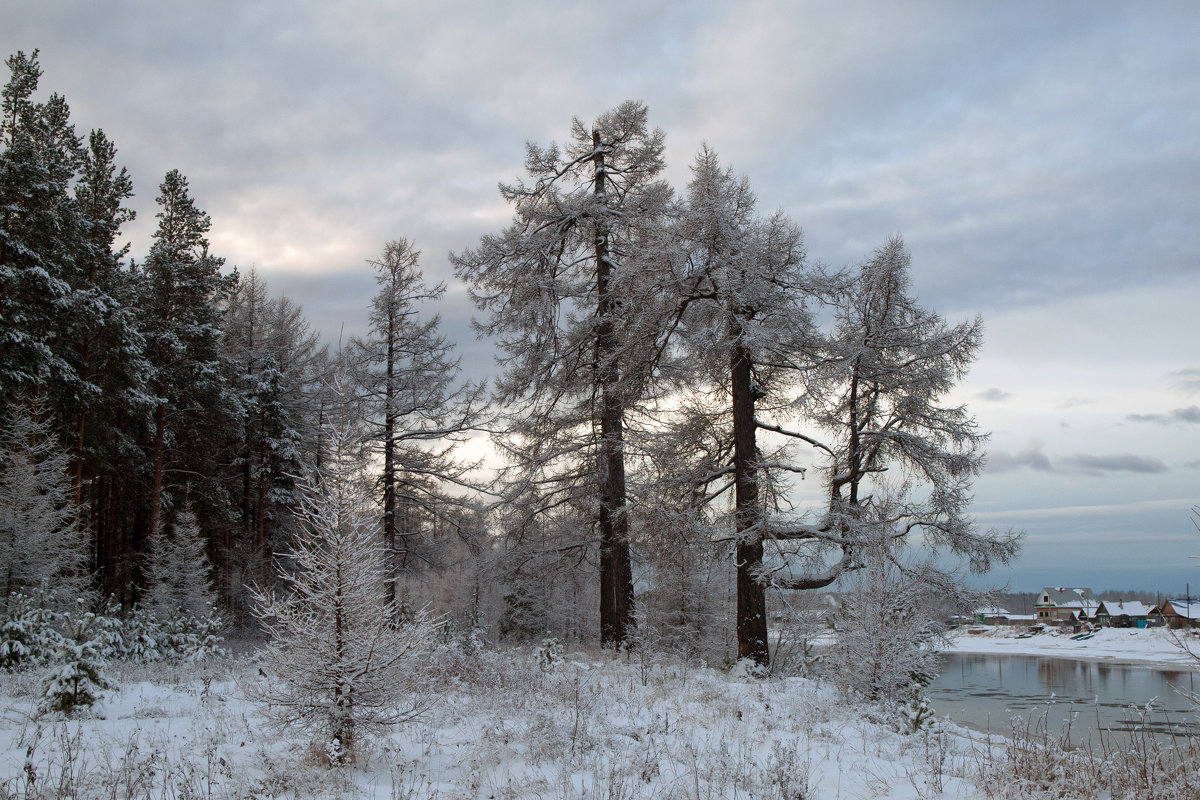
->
(1159, 598), (1200, 629)
(1034, 586), (1100, 624)
(1094, 599), (1158, 628)
(972, 607), (1036, 627)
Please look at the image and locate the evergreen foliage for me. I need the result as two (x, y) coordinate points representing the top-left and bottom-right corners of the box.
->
(39, 600), (113, 714)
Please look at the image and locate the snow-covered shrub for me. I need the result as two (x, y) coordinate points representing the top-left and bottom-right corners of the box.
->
(39, 602), (114, 714)
(904, 683), (934, 733)
(91, 600), (226, 665)
(729, 657), (769, 679)
(0, 592), (64, 670)
(824, 532), (946, 703)
(535, 635), (563, 671)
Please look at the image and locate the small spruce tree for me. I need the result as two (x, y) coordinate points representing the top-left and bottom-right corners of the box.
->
(39, 601), (113, 714)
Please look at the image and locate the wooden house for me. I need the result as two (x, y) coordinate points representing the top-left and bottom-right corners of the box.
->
(1094, 599), (1158, 627)
(1034, 586), (1100, 624)
(1159, 598), (1200, 629)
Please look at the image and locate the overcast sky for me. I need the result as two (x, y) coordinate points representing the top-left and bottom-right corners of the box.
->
(5, 1), (1198, 593)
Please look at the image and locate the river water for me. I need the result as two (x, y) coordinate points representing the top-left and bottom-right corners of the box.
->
(926, 652), (1200, 743)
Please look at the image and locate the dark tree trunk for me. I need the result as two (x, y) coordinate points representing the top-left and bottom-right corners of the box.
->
(594, 130), (636, 648)
(732, 330), (769, 665)
(383, 311), (398, 618)
(148, 402), (166, 542)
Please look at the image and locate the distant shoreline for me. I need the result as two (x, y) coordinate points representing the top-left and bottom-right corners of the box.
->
(945, 626), (1199, 669)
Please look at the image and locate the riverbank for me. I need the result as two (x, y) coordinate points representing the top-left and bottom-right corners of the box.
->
(946, 625), (1200, 668)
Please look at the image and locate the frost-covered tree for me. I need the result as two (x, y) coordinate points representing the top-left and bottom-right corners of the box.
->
(825, 524), (947, 702)
(350, 238), (484, 616)
(768, 237), (1020, 594)
(144, 502), (217, 620)
(0, 398), (89, 606)
(251, 377), (434, 765)
(452, 101), (674, 647)
(658, 147), (817, 664)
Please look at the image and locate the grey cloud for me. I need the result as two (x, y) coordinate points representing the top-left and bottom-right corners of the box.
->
(1126, 406), (1200, 425)
(1171, 368), (1200, 396)
(987, 443), (1169, 476)
(1058, 453), (1168, 475)
(985, 442), (1052, 474)
(1184, 460), (1200, 470)
(978, 388), (1013, 402)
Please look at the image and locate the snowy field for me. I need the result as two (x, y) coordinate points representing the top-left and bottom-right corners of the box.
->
(945, 625), (1200, 668)
(0, 644), (991, 800)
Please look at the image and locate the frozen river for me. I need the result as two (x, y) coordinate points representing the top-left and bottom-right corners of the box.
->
(927, 652), (1200, 742)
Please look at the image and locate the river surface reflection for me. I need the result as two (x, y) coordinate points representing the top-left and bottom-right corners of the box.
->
(927, 653), (1199, 742)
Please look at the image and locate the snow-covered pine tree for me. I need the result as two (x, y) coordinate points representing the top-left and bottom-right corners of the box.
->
(0, 50), (86, 412)
(250, 375), (434, 765)
(0, 397), (89, 608)
(138, 169), (236, 555)
(144, 501), (217, 620)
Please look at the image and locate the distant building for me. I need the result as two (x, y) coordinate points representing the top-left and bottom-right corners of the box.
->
(1035, 587), (1100, 624)
(1094, 599), (1158, 627)
(972, 607), (1035, 626)
(1159, 598), (1200, 629)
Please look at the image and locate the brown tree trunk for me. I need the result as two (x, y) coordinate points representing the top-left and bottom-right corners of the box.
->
(594, 129), (635, 648)
(731, 331), (769, 665)
(383, 311), (398, 619)
(148, 402), (166, 543)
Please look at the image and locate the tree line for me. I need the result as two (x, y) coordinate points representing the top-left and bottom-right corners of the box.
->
(0, 51), (1019, 668)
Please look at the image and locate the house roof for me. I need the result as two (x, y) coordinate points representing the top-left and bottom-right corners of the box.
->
(974, 607), (1011, 616)
(1163, 598), (1200, 620)
(1037, 586), (1098, 610)
(1096, 600), (1155, 618)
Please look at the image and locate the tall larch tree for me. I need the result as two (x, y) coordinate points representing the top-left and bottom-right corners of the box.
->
(773, 237), (1020, 592)
(351, 238), (484, 618)
(662, 148), (816, 664)
(452, 101), (673, 647)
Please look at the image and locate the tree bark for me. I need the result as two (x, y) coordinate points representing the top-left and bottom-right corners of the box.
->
(731, 331), (769, 665)
(382, 306), (398, 618)
(148, 402), (166, 543)
(594, 130), (636, 647)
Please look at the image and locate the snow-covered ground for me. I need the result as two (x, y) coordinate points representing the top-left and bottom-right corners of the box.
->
(0, 645), (988, 800)
(945, 625), (1200, 668)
